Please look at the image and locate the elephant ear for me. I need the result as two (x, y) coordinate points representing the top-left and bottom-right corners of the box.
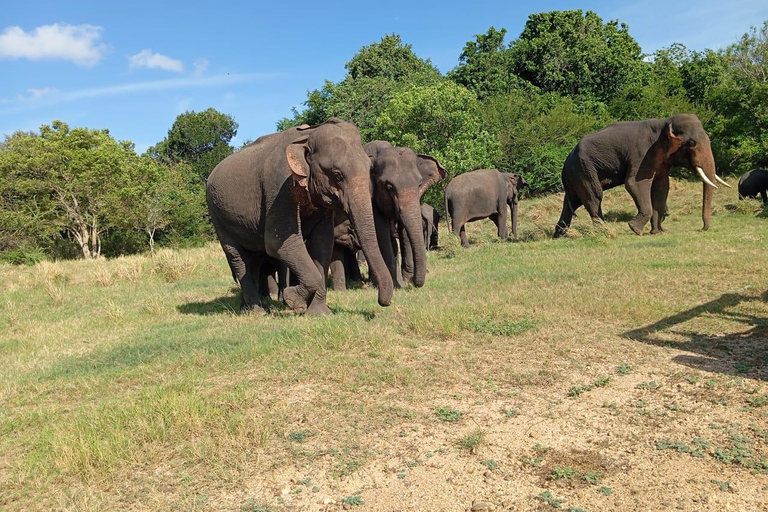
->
(665, 122), (684, 154)
(416, 155), (447, 197)
(286, 138), (311, 190)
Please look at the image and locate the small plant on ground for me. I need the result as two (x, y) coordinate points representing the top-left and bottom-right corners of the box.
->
(481, 459), (497, 471)
(550, 465), (578, 480)
(617, 362), (633, 375)
(538, 491), (564, 508)
(434, 406), (462, 422)
(636, 380), (660, 390)
(503, 408), (520, 418)
(458, 429), (485, 453)
(568, 376), (611, 397)
(598, 486), (613, 496)
(289, 430), (311, 443)
(340, 496), (364, 506)
(711, 479), (732, 492)
(583, 471), (602, 485)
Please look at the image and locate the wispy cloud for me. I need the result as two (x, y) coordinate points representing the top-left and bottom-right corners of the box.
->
(128, 49), (184, 73)
(192, 58), (209, 77)
(0, 73), (281, 113)
(0, 23), (107, 67)
(16, 87), (57, 102)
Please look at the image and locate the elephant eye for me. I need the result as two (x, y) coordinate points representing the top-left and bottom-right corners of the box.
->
(386, 183), (394, 192)
(687, 140), (697, 148)
(331, 169), (344, 181)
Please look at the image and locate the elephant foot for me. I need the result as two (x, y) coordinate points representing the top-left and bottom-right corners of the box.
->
(650, 227), (665, 235)
(307, 300), (333, 316)
(283, 286), (309, 314)
(627, 219), (646, 236)
(553, 227), (567, 239)
(240, 301), (267, 315)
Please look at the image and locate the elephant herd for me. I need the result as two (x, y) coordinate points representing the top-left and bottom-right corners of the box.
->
(206, 113), (740, 316)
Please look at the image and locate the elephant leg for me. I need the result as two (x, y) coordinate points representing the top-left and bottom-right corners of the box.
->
(305, 215), (334, 315)
(650, 174), (670, 234)
(345, 248), (362, 284)
(399, 222), (415, 284)
(374, 209), (404, 288)
(459, 224), (469, 248)
(625, 176), (653, 235)
(554, 192), (582, 238)
(330, 244), (347, 291)
(220, 242), (264, 313)
(268, 234), (324, 315)
(497, 202), (509, 241)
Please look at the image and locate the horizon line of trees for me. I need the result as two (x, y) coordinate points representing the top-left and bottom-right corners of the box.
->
(2, 10), (767, 263)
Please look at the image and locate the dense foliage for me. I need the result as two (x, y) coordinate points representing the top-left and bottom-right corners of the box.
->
(2, 11), (767, 262)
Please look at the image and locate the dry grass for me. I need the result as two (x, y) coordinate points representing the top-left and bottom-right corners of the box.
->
(1, 178), (767, 511)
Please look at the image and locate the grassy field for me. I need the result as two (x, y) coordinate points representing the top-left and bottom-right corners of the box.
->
(2, 178), (767, 511)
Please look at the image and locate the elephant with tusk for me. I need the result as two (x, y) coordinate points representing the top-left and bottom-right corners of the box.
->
(554, 114), (729, 237)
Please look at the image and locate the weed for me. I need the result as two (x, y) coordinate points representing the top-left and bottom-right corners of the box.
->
(521, 456), (544, 467)
(396, 472), (406, 479)
(598, 486), (613, 496)
(458, 429), (485, 453)
(550, 465), (577, 480)
(481, 459), (497, 471)
(503, 409), (520, 418)
(311, 486), (320, 493)
(685, 375), (700, 384)
(297, 478), (311, 486)
(332, 459), (363, 478)
(665, 404), (682, 412)
(635, 381), (660, 390)
(340, 496), (364, 506)
(568, 376), (611, 397)
(656, 439), (691, 453)
(583, 471), (602, 485)
(617, 362), (633, 375)
(748, 395), (768, 408)
(289, 431), (311, 443)
(735, 361), (752, 373)
(711, 479), (732, 492)
(568, 507), (589, 512)
(705, 378), (719, 389)
(434, 406), (462, 422)
(538, 490), (564, 508)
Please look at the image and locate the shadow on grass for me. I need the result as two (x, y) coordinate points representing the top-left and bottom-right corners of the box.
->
(623, 291), (768, 381)
(603, 210), (634, 223)
(177, 295), (240, 315)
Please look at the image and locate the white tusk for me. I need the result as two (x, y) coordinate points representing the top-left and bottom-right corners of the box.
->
(696, 167), (718, 188)
(715, 175), (732, 188)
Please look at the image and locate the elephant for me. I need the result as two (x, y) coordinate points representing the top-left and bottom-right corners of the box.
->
(330, 141), (446, 289)
(445, 169), (527, 248)
(206, 118), (393, 315)
(421, 203), (440, 250)
(738, 169), (768, 203)
(554, 114), (730, 238)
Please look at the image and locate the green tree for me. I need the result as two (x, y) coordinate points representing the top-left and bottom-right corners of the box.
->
(375, 81), (502, 208)
(149, 108), (238, 184)
(283, 35), (442, 140)
(0, 121), (138, 259)
(448, 27), (525, 100)
(508, 10), (645, 102)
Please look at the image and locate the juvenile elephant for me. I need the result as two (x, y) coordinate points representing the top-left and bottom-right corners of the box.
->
(554, 114), (729, 237)
(421, 203), (440, 250)
(738, 169), (768, 203)
(330, 141), (446, 289)
(445, 169), (527, 248)
(206, 118), (393, 315)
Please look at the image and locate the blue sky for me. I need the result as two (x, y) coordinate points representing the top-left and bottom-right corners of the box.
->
(2, 0), (767, 153)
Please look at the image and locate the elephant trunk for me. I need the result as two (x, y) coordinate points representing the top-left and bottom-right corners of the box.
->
(399, 194), (427, 288)
(695, 147), (719, 231)
(347, 180), (393, 306)
(511, 201), (519, 240)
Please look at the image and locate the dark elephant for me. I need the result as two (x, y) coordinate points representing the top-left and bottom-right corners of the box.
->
(421, 203), (440, 250)
(330, 141), (445, 289)
(445, 169), (527, 248)
(206, 118), (393, 315)
(738, 169), (768, 203)
(554, 114), (730, 237)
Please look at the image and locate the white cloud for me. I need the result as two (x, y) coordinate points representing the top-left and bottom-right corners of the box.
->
(15, 87), (56, 102)
(0, 23), (107, 67)
(192, 58), (209, 77)
(128, 49), (184, 73)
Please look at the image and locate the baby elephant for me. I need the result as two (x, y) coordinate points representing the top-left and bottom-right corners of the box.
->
(445, 169), (527, 248)
(738, 169), (768, 203)
(421, 203), (440, 250)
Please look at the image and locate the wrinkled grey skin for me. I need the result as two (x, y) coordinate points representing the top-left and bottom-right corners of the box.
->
(738, 169), (768, 203)
(206, 118), (393, 315)
(330, 141), (446, 289)
(421, 203), (440, 250)
(445, 169), (527, 248)
(555, 114), (722, 237)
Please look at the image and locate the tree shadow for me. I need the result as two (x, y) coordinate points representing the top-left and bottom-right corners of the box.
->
(623, 291), (768, 381)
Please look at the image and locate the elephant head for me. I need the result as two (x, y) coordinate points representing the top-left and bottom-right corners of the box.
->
(663, 114), (729, 231)
(504, 173), (527, 239)
(364, 141), (445, 288)
(286, 119), (393, 306)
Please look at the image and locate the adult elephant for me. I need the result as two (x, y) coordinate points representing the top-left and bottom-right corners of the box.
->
(421, 203), (440, 251)
(330, 141), (446, 289)
(445, 169), (527, 248)
(554, 114), (729, 237)
(206, 118), (393, 315)
(738, 169), (768, 203)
